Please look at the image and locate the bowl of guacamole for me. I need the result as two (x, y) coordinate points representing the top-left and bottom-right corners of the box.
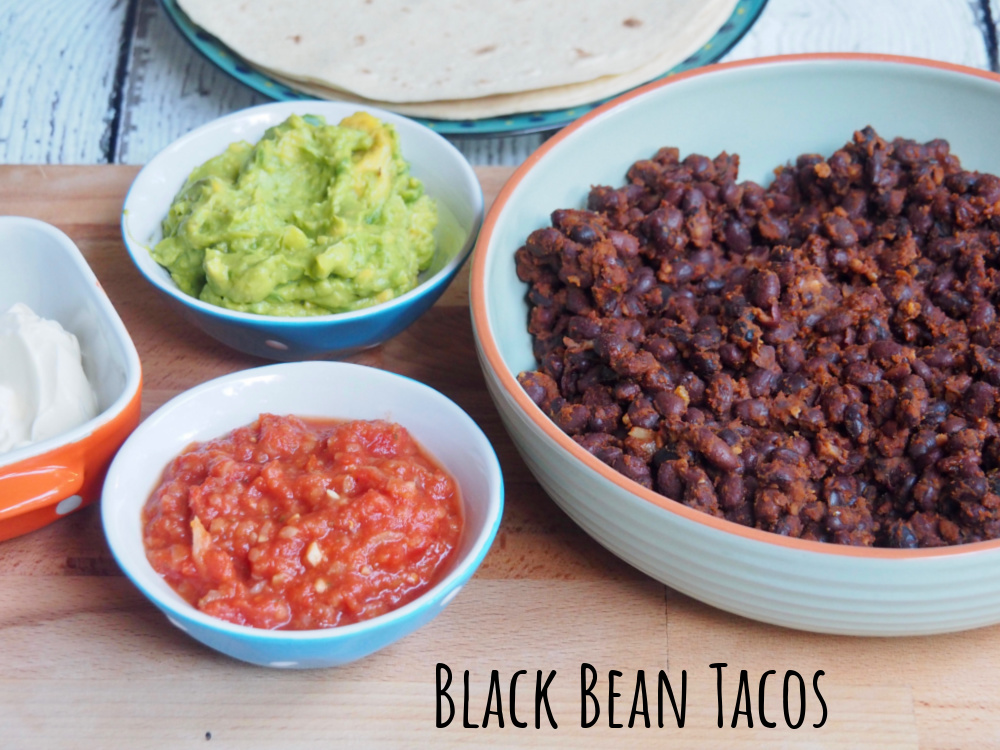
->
(122, 102), (483, 360)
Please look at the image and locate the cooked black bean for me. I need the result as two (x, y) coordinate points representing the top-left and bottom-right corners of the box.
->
(517, 126), (1000, 547)
(692, 427), (742, 472)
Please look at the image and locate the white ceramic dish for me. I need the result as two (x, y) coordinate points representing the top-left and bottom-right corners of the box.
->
(102, 361), (503, 667)
(0, 216), (142, 541)
(471, 54), (1000, 636)
(121, 101), (484, 361)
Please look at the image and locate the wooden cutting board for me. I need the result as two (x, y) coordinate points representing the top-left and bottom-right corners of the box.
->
(0, 165), (995, 749)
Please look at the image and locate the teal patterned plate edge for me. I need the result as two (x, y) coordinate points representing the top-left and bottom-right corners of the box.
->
(158, 0), (769, 137)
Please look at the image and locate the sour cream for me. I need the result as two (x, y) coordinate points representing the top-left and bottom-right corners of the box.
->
(0, 303), (99, 454)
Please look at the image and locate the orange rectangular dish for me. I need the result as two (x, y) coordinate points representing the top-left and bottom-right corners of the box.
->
(0, 216), (142, 540)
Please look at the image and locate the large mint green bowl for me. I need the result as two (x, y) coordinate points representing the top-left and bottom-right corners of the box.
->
(471, 54), (1000, 636)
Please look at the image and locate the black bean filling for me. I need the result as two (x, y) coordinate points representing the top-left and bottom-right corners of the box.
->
(516, 127), (1000, 548)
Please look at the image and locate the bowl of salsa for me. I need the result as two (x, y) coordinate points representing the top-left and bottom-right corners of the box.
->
(102, 362), (503, 667)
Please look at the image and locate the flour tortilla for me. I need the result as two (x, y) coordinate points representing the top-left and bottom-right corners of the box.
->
(255, 0), (737, 120)
(177, 0), (738, 105)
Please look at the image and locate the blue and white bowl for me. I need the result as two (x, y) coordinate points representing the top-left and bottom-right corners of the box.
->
(102, 362), (503, 667)
(122, 101), (483, 360)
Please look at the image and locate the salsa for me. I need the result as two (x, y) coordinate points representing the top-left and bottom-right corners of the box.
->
(142, 414), (462, 630)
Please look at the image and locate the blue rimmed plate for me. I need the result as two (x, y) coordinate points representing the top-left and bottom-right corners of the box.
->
(158, 0), (768, 137)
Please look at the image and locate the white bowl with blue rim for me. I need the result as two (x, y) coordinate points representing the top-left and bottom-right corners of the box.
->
(101, 361), (503, 667)
(122, 101), (483, 361)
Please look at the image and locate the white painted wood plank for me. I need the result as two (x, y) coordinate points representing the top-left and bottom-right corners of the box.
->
(0, 0), (130, 164)
(447, 134), (548, 167)
(988, 0), (1000, 69)
(114, 0), (267, 165)
(723, 0), (990, 68)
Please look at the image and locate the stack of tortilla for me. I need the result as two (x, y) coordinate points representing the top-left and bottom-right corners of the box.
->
(177, 0), (739, 120)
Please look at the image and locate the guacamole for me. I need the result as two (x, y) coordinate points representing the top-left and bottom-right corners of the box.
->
(152, 112), (438, 316)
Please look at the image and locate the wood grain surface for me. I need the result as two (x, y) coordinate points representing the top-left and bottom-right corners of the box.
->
(2, 165), (1000, 749)
(4, 0), (1000, 167)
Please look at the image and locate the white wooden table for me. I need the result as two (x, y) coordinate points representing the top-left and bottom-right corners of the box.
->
(1, 0), (998, 167)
